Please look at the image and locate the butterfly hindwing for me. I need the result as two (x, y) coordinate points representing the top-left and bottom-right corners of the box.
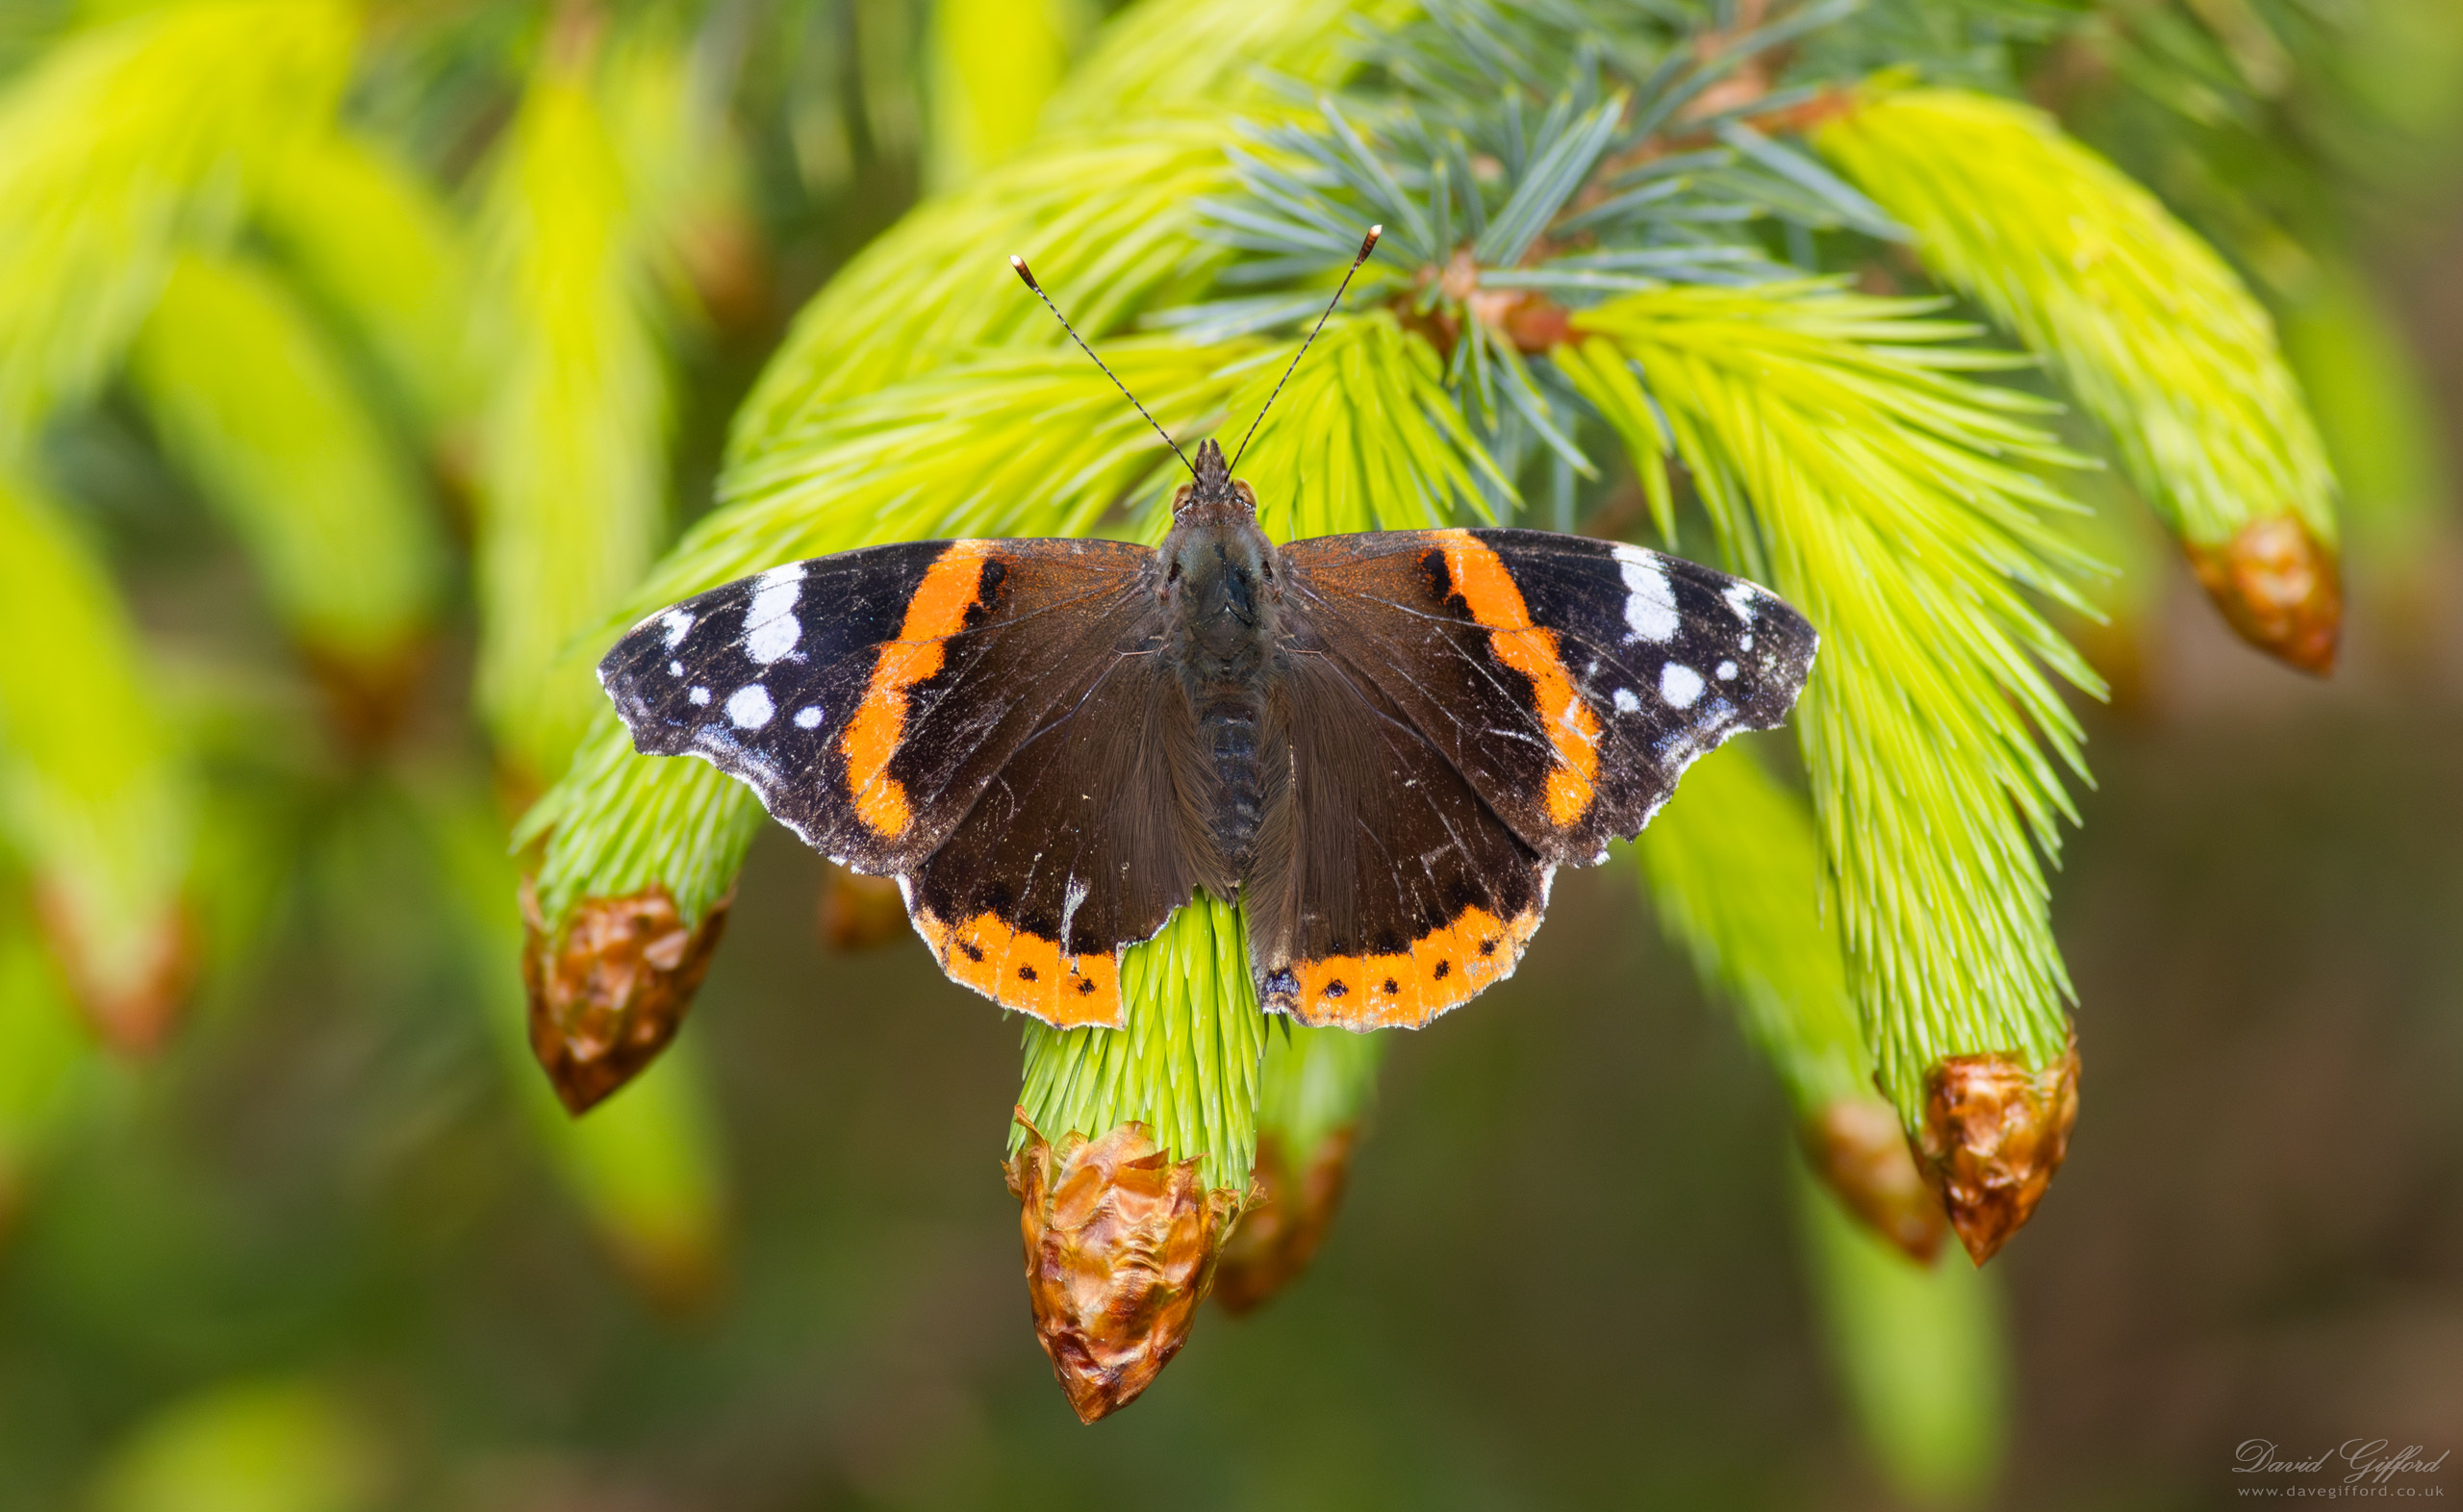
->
(601, 538), (1198, 1026)
(1243, 644), (1552, 1029)
(1278, 528), (1816, 865)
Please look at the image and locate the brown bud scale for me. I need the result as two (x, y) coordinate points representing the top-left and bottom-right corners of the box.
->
(2187, 516), (2342, 674)
(521, 879), (729, 1115)
(1914, 1037), (2081, 1265)
(1212, 1127), (1358, 1314)
(1004, 1116), (1243, 1423)
(1802, 1098), (1947, 1265)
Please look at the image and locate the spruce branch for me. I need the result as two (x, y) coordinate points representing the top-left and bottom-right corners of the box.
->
(1572, 283), (2094, 1257)
(1816, 87), (2344, 670)
(928, 0), (1077, 188)
(1041, 0), (1400, 136)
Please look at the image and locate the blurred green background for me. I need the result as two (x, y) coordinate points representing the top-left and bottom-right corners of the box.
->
(1, 0), (2459, 1507)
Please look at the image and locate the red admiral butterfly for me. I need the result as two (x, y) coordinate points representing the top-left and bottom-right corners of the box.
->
(600, 230), (1816, 1030)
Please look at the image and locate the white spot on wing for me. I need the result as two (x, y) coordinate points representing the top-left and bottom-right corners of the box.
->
(1614, 547), (1679, 643)
(726, 684), (774, 728)
(1716, 661), (1739, 680)
(1661, 663), (1704, 708)
(669, 659), (684, 676)
(1612, 687), (1641, 714)
(743, 563), (803, 665)
(1723, 583), (1760, 622)
(661, 610), (694, 648)
(794, 705), (824, 729)
(689, 686), (711, 706)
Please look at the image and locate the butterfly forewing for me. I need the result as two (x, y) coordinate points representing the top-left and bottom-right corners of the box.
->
(1279, 529), (1816, 865)
(602, 538), (1161, 869)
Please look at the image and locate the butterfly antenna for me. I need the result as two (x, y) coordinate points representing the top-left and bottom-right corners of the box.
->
(1010, 254), (1194, 477)
(1229, 224), (1381, 470)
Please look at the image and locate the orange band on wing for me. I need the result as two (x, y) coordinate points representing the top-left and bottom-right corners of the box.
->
(1284, 902), (1544, 1030)
(912, 905), (1122, 1028)
(1435, 531), (1602, 828)
(842, 542), (993, 838)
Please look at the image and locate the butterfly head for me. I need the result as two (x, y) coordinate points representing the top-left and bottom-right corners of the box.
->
(1173, 439), (1256, 517)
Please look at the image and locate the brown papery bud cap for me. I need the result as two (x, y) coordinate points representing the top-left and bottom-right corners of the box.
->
(2188, 517), (2342, 674)
(1004, 1116), (1243, 1424)
(1914, 1036), (2082, 1266)
(521, 879), (729, 1115)
(1212, 1127), (1358, 1314)
(1803, 1098), (1947, 1265)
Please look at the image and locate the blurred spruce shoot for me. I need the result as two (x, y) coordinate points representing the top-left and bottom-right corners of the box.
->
(1796, 1162), (2008, 1507)
(129, 253), (445, 748)
(0, 474), (197, 1052)
(433, 781), (726, 1306)
(1214, 1021), (1384, 1314)
(928, 0), (1077, 189)
(0, 0), (354, 450)
(1816, 88), (2345, 672)
(2274, 259), (2452, 624)
(88, 1376), (384, 1512)
(471, 21), (686, 795)
(0, 910), (95, 1235)
(738, 0), (1383, 452)
(251, 130), (476, 438)
(1636, 741), (1945, 1263)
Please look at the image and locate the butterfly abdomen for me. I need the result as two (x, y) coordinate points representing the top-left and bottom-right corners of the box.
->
(1159, 504), (1285, 873)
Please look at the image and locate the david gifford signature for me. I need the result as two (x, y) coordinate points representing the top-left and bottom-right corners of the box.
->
(2237, 1440), (2452, 1486)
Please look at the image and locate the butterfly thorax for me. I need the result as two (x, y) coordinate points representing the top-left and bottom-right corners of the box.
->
(1158, 441), (1282, 870)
